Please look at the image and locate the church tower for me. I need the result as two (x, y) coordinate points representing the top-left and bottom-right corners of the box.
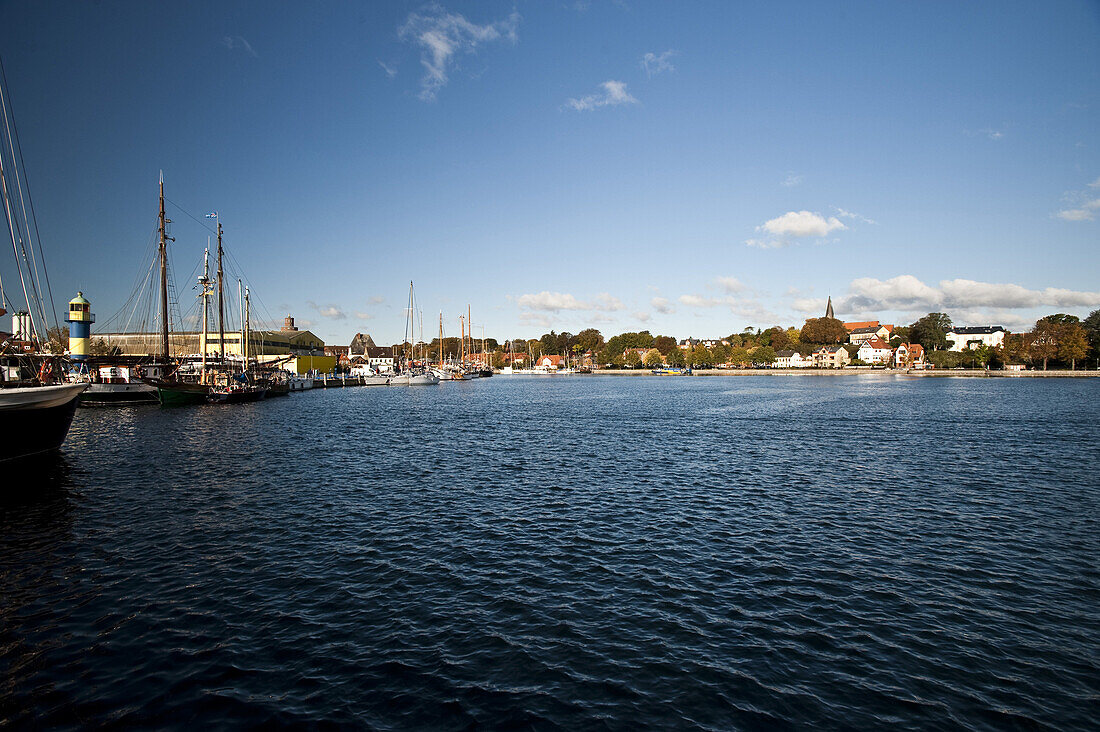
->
(825, 296), (835, 320)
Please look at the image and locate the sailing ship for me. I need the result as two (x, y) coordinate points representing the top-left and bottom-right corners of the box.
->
(0, 68), (87, 460)
(392, 282), (438, 386)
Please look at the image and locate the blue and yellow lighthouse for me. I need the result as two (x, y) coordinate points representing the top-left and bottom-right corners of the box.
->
(66, 291), (95, 361)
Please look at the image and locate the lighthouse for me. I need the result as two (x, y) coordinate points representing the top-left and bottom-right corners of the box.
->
(66, 291), (95, 361)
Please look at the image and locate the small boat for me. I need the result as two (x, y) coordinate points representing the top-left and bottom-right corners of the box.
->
(392, 371), (440, 386)
(652, 367), (692, 375)
(207, 383), (267, 403)
(74, 365), (158, 405)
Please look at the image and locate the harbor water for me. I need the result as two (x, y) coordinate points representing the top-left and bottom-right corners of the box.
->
(2, 375), (1098, 729)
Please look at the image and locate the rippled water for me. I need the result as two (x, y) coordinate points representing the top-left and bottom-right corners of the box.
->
(3, 375), (1098, 729)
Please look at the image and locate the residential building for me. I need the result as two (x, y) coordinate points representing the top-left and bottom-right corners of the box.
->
(946, 326), (1006, 352)
(892, 343), (925, 368)
(848, 324), (894, 345)
(814, 345), (850, 369)
(774, 350), (811, 368)
(678, 337), (700, 350)
(537, 355), (562, 369)
(856, 337), (893, 364)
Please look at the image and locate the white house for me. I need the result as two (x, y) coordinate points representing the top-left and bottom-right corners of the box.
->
(892, 343), (925, 368)
(856, 337), (892, 365)
(774, 350), (811, 368)
(814, 345), (850, 369)
(946, 326), (1006, 352)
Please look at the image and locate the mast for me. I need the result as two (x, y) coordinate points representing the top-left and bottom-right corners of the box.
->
(459, 315), (465, 365)
(199, 246), (210, 382)
(244, 285), (251, 369)
(216, 223), (225, 366)
(439, 312), (444, 367)
(468, 304), (472, 366)
(157, 174), (172, 363)
(238, 279), (245, 371)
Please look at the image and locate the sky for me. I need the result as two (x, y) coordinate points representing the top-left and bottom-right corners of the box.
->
(1, 0), (1098, 346)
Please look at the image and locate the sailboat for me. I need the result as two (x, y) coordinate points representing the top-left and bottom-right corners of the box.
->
(0, 66), (87, 461)
(392, 281), (438, 386)
(142, 176), (212, 405)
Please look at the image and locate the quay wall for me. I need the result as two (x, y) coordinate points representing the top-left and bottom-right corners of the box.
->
(589, 369), (1100, 378)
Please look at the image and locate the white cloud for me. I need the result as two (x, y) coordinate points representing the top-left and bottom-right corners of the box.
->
(516, 291), (623, 313)
(781, 173), (803, 187)
(1056, 198), (1100, 222)
(835, 208), (876, 225)
(827, 275), (1100, 316)
(651, 296), (674, 314)
(642, 50), (677, 77)
(565, 80), (638, 111)
(759, 210), (847, 238)
(369, 295), (385, 304)
(398, 5), (520, 101)
(593, 293), (625, 311)
(713, 276), (745, 294)
(981, 128), (1004, 140)
(1089, 177), (1100, 189)
(378, 61), (397, 79)
(222, 36), (258, 58)
(632, 311), (652, 322)
(354, 312), (374, 320)
(679, 294), (720, 308)
(308, 301), (347, 320)
(745, 237), (786, 249)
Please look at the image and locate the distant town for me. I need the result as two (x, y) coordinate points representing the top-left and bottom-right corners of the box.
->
(30, 296), (1100, 374)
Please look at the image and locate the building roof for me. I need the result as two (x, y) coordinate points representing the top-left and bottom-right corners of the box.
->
(775, 350), (798, 357)
(844, 320), (880, 332)
(949, 326), (1006, 335)
(850, 325), (882, 335)
(864, 337), (891, 349)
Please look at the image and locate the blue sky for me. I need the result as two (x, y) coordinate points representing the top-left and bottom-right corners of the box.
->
(1, 0), (1098, 346)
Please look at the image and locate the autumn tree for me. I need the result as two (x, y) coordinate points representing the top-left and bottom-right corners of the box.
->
(690, 344), (714, 368)
(755, 345), (777, 365)
(768, 327), (791, 351)
(653, 335), (678, 355)
(643, 348), (664, 367)
(1058, 323), (1088, 370)
(624, 349), (642, 368)
(730, 347), (751, 368)
(800, 317), (848, 345)
(909, 313), (953, 351)
(1028, 319), (1060, 370)
(665, 347), (686, 367)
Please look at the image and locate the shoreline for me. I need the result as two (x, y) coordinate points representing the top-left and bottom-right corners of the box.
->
(586, 368), (1100, 378)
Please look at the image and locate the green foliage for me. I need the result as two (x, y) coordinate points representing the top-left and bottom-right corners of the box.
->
(665, 347), (686, 367)
(653, 335), (677, 355)
(690, 344), (714, 368)
(1057, 323), (1088, 369)
(624, 349), (642, 368)
(755, 345), (777, 364)
(800, 317), (848, 345)
(711, 343), (731, 365)
(909, 312), (953, 351)
(606, 331), (655, 358)
(730, 347), (751, 367)
(573, 328), (605, 353)
(927, 350), (963, 369)
(643, 348), (664, 367)
(767, 327), (791, 351)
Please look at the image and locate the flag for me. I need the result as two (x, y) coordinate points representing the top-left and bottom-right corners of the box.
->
(205, 212), (218, 218)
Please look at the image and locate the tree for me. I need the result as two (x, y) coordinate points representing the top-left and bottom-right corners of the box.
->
(690, 344), (713, 368)
(46, 326), (68, 354)
(1058, 323), (1088, 370)
(755, 346), (776, 366)
(768, 327), (791, 351)
(1028, 319), (1060, 370)
(800, 317), (848, 345)
(574, 328), (605, 353)
(1084, 309), (1100, 367)
(910, 313), (953, 351)
(643, 348), (664, 367)
(665, 347), (686, 367)
(711, 343), (731, 366)
(730, 347), (751, 368)
(491, 351), (506, 369)
(785, 327), (800, 346)
(624, 349), (642, 368)
(653, 335), (677, 355)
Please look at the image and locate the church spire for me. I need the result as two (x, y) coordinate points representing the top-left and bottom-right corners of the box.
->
(825, 296), (835, 320)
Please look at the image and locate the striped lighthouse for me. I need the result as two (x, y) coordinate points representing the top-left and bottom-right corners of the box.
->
(66, 291), (95, 361)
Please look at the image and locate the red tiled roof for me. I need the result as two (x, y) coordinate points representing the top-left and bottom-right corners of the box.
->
(844, 320), (880, 331)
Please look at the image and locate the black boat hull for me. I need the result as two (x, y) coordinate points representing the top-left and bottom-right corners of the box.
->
(0, 388), (84, 462)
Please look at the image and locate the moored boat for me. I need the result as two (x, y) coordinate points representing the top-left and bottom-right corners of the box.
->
(0, 381), (88, 462)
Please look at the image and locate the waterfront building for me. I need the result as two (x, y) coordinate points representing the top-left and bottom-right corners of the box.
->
(357, 346), (396, 373)
(945, 326), (1006, 352)
(814, 345), (850, 369)
(857, 337), (893, 364)
(537, 355), (563, 370)
(774, 350), (811, 368)
(846, 322), (894, 345)
(892, 343), (925, 368)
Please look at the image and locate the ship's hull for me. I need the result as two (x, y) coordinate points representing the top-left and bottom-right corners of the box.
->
(0, 383), (88, 462)
(79, 382), (159, 405)
(207, 387), (267, 404)
(147, 379), (211, 406)
(392, 373), (440, 386)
